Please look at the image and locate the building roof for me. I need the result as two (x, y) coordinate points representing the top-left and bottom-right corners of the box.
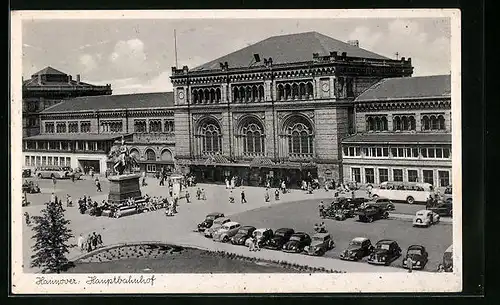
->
(41, 92), (174, 113)
(355, 75), (451, 102)
(342, 133), (452, 144)
(193, 31), (389, 71)
(24, 133), (128, 141)
(31, 66), (67, 76)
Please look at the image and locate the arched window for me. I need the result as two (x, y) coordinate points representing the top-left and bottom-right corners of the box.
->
(438, 115), (445, 130)
(292, 83), (299, 99)
(285, 84), (292, 100)
(160, 149), (173, 162)
(299, 83), (306, 99)
(239, 87), (245, 102)
(401, 116), (409, 130)
(252, 86), (258, 102)
(409, 116), (416, 130)
(246, 86), (252, 102)
(285, 116), (314, 155)
(277, 84), (284, 100)
(199, 122), (221, 153)
(375, 117), (382, 131)
(393, 116), (401, 131)
(367, 117), (374, 131)
(422, 116), (430, 130)
(431, 115), (439, 130)
(192, 91), (198, 104)
(241, 121), (264, 154)
(129, 148), (140, 159)
(216, 88), (221, 102)
(145, 149), (156, 161)
(204, 89), (209, 103)
(306, 82), (314, 98)
(382, 117), (388, 131)
(233, 87), (239, 102)
(258, 85), (265, 101)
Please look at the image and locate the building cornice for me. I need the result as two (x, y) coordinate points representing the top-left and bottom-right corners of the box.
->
(355, 98), (451, 112)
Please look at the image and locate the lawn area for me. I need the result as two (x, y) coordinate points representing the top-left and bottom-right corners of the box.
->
(67, 247), (299, 273)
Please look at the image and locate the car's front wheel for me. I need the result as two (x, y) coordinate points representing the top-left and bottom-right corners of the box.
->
(367, 216), (374, 223)
(406, 196), (415, 204)
(222, 236), (229, 243)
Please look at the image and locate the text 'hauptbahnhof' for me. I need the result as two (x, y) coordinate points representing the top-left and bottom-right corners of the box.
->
(22, 31), (452, 189)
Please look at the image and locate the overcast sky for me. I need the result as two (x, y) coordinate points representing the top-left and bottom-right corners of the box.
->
(22, 18), (451, 95)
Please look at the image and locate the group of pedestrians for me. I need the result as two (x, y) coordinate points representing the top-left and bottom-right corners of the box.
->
(77, 232), (103, 253)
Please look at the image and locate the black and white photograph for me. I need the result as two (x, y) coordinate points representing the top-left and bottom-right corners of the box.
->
(10, 9), (462, 293)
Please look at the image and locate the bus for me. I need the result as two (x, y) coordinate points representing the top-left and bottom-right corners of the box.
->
(371, 181), (434, 204)
(36, 166), (81, 179)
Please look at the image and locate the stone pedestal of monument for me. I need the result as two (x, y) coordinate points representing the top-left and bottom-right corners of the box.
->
(107, 173), (142, 204)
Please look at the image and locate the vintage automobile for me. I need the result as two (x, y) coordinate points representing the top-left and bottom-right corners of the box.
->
(340, 237), (374, 261)
(323, 197), (366, 220)
(204, 217), (231, 238)
(197, 212), (225, 232)
(413, 210), (440, 227)
(213, 221), (241, 242)
(363, 197), (396, 211)
(441, 185), (453, 203)
(22, 168), (32, 178)
(231, 226), (257, 245)
(282, 232), (312, 253)
(355, 205), (389, 223)
(442, 244), (453, 272)
(245, 228), (273, 247)
(367, 239), (402, 265)
(428, 202), (453, 217)
(402, 245), (429, 270)
(22, 180), (40, 194)
(263, 228), (295, 250)
(306, 232), (335, 256)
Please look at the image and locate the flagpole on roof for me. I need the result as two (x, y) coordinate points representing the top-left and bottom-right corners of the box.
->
(174, 29), (178, 68)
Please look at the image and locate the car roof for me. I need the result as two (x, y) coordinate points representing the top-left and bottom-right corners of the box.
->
(215, 217), (230, 222)
(223, 221), (240, 226)
(207, 212), (223, 216)
(376, 239), (395, 245)
(276, 228), (294, 232)
(292, 232), (308, 236)
(408, 244), (425, 250)
(417, 210), (431, 214)
(255, 228), (271, 232)
(352, 237), (368, 242)
(240, 226), (256, 230)
(312, 232), (330, 238)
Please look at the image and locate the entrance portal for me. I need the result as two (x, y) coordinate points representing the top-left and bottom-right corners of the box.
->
(78, 159), (101, 174)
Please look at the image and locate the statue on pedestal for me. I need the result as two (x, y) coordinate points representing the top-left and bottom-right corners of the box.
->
(108, 136), (139, 175)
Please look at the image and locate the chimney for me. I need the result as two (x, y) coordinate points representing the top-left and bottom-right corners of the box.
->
(76, 74), (81, 84)
(347, 40), (359, 47)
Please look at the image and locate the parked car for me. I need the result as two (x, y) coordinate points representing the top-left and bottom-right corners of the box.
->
(22, 168), (32, 178)
(441, 185), (453, 203)
(355, 205), (389, 223)
(402, 245), (429, 270)
(363, 197), (396, 211)
(204, 217), (231, 238)
(306, 232), (335, 256)
(339, 237), (374, 261)
(367, 239), (402, 265)
(197, 212), (225, 232)
(245, 228), (273, 247)
(413, 210), (440, 227)
(213, 221), (241, 242)
(442, 244), (453, 272)
(22, 180), (40, 194)
(428, 202), (452, 217)
(231, 226), (256, 245)
(263, 228), (295, 250)
(282, 232), (312, 253)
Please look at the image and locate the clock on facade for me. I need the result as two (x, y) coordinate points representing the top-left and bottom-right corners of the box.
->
(178, 90), (185, 99)
(322, 82), (330, 92)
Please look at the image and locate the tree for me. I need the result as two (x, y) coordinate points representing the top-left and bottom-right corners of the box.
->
(31, 201), (75, 273)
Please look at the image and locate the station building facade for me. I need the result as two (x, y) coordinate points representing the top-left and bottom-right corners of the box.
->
(22, 92), (176, 174)
(22, 66), (112, 137)
(341, 75), (452, 189)
(170, 31), (413, 187)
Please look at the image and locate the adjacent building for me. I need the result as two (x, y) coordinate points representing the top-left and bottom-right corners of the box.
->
(341, 75), (452, 188)
(22, 66), (112, 137)
(22, 92), (176, 174)
(170, 31), (413, 187)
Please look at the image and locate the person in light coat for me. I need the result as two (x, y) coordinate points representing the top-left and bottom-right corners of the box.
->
(77, 234), (85, 251)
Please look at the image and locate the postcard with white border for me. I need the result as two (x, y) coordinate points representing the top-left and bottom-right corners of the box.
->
(11, 9), (462, 294)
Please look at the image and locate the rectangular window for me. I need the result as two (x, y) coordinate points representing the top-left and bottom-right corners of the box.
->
(36, 156), (41, 166)
(382, 147), (389, 157)
(25, 156), (30, 166)
(134, 120), (147, 133)
(439, 171), (450, 187)
(365, 168), (375, 184)
(352, 168), (361, 183)
(408, 170), (419, 182)
(45, 123), (55, 133)
(412, 148), (419, 158)
(31, 156), (35, 166)
(379, 169), (389, 183)
(146, 164), (157, 173)
(41, 156), (47, 166)
(421, 148), (428, 158)
(68, 122), (79, 133)
(66, 157), (71, 167)
(56, 123), (67, 133)
(80, 122), (91, 133)
(47, 156), (52, 165)
(54, 156), (59, 166)
(344, 146), (361, 157)
(428, 148), (435, 158)
(423, 170), (434, 185)
(443, 148), (450, 158)
(393, 169), (403, 182)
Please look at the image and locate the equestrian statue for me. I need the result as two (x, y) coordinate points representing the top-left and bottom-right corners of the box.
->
(108, 136), (139, 175)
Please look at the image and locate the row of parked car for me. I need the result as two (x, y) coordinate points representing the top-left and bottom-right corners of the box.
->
(195, 212), (453, 271)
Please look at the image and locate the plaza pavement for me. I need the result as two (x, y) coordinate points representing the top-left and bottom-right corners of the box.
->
(21, 176), (443, 273)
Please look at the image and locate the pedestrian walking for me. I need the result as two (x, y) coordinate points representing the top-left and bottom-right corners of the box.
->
(241, 189), (247, 204)
(196, 187), (201, 200)
(86, 237), (93, 252)
(169, 186), (173, 197)
(229, 191), (235, 204)
(77, 234), (84, 251)
(248, 237), (256, 252)
(66, 194), (73, 207)
(50, 192), (56, 203)
(274, 189), (280, 201)
(91, 232), (98, 249)
(318, 201), (325, 218)
(185, 191), (191, 203)
(24, 212), (31, 226)
(264, 189), (270, 203)
(160, 176), (165, 186)
(95, 178), (102, 192)
(407, 257), (413, 273)
(201, 189), (206, 200)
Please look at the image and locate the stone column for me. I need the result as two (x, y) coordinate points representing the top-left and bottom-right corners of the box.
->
(330, 76), (336, 98)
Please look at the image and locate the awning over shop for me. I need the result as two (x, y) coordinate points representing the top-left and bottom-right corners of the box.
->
(249, 157), (275, 168)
